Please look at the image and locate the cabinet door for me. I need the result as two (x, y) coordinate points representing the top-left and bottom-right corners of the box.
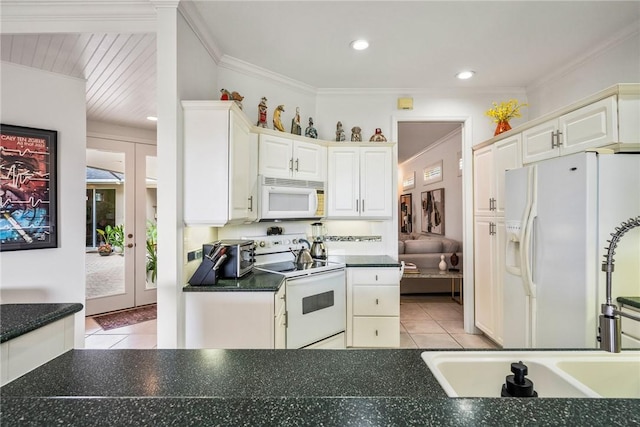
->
(229, 112), (251, 221)
(274, 285), (286, 349)
(360, 146), (392, 218)
(560, 96), (618, 156)
(259, 134), (293, 178)
(474, 218), (496, 338)
(494, 135), (522, 216)
(493, 218), (506, 346)
(353, 286), (399, 316)
(522, 119), (558, 164)
(473, 145), (494, 216)
(352, 317), (400, 347)
(183, 104), (229, 226)
(293, 141), (326, 181)
(327, 146), (360, 217)
(247, 133), (259, 222)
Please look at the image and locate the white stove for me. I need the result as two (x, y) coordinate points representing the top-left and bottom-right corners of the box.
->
(249, 233), (345, 278)
(243, 233), (346, 349)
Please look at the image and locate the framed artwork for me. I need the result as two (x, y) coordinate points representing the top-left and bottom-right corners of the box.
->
(421, 188), (445, 235)
(0, 124), (58, 251)
(400, 193), (412, 233)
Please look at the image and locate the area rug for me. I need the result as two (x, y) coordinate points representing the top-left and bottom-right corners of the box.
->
(93, 304), (157, 330)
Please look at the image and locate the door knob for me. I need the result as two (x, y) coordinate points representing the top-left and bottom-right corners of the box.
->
(128, 233), (133, 238)
(127, 243), (134, 248)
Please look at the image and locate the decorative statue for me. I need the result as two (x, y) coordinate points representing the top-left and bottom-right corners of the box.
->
(257, 97), (268, 128)
(335, 121), (346, 142)
(273, 105), (286, 132)
(305, 117), (318, 139)
(369, 128), (387, 142)
(351, 126), (362, 142)
(231, 91), (244, 110)
(220, 89), (232, 101)
(291, 107), (302, 135)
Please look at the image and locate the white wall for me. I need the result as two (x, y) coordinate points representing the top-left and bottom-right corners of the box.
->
(399, 128), (463, 242)
(526, 26), (640, 118)
(0, 62), (87, 347)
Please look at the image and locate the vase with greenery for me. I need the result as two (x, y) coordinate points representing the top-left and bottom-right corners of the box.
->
(146, 220), (157, 284)
(97, 224), (124, 255)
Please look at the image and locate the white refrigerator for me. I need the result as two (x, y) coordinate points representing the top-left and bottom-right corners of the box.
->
(503, 152), (640, 349)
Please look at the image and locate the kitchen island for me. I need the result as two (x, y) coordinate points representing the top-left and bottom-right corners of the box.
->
(0, 348), (637, 426)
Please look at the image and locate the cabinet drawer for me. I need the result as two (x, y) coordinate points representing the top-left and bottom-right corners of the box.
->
(352, 317), (399, 348)
(350, 268), (399, 285)
(353, 286), (399, 316)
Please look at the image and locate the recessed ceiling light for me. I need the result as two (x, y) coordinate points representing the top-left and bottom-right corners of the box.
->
(456, 70), (475, 80)
(350, 39), (369, 51)
(146, 116), (158, 121)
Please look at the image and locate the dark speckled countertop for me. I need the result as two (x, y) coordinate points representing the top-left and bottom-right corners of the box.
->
(183, 269), (284, 292)
(0, 303), (83, 343)
(0, 349), (638, 426)
(329, 254), (400, 268)
(618, 296), (640, 310)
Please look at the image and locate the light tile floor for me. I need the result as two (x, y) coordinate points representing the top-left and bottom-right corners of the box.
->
(84, 294), (498, 350)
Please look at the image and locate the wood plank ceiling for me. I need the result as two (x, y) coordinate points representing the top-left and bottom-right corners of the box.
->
(1, 33), (157, 130)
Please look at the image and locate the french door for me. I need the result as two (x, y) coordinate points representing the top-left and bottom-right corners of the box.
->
(85, 138), (157, 316)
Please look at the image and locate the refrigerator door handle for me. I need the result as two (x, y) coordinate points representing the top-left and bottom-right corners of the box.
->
(521, 167), (537, 299)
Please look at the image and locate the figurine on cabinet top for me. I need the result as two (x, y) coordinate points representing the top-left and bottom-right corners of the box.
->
(336, 121), (346, 142)
(273, 105), (286, 132)
(231, 91), (244, 110)
(257, 97), (268, 128)
(220, 88), (231, 101)
(369, 128), (387, 142)
(351, 126), (362, 142)
(291, 107), (302, 135)
(305, 117), (318, 139)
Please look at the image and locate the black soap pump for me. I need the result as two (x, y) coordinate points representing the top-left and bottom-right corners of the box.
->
(501, 361), (538, 397)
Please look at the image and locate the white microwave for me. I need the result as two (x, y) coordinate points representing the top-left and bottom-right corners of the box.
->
(258, 175), (325, 221)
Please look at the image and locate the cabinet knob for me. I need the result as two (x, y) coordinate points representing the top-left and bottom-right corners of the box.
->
(375, 330), (379, 337)
(295, 158), (299, 171)
(375, 298), (379, 305)
(248, 196), (253, 211)
(127, 243), (134, 248)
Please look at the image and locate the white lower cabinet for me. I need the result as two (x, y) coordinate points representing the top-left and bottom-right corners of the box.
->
(1, 316), (75, 386)
(184, 286), (286, 349)
(347, 267), (400, 348)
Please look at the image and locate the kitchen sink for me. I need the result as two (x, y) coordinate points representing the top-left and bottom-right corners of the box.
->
(422, 350), (640, 398)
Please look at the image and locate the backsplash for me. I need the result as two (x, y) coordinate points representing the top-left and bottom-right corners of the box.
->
(323, 235), (382, 242)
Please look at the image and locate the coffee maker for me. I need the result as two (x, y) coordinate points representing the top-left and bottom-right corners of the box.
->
(310, 222), (327, 259)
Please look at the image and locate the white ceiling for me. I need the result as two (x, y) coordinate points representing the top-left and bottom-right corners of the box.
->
(1, 1), (639, 156)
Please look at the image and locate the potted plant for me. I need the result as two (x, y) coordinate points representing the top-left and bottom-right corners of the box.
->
(97, 224), (125, 255)
(146, 220), (157, 284)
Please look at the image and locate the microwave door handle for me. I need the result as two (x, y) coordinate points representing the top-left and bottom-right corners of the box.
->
(312, 191), (318, 214)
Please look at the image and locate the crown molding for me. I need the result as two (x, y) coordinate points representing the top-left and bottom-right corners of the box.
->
(219, 55), (318, 96)
(177, 1), (222, 64)
(527, 21), (640, 92)
(316, 87), (528, 97)
(0, 0), (156, 33)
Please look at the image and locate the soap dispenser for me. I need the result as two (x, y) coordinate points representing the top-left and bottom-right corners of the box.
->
(501, 361), (538, 397)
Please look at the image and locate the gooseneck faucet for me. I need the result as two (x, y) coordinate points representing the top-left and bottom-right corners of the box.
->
(599, 215), (640, 353)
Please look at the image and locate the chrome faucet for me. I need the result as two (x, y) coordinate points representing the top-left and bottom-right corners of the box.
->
(599, 215), (640, 352)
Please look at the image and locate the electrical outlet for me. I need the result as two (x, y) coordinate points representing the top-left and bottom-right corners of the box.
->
(187, 249), (201, 262)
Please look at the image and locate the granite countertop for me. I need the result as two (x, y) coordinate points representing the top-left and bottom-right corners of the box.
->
(328, 254), (400, 268)
(617, 296), (640, 310)
(183, 269), (284, 292)
(1, 349), (637, 426)
(184, 256), (400, 292)
(0, 303), (83, 343)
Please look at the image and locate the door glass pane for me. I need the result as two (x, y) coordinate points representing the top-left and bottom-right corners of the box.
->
(86, 150), (126, 300)
(145, 154), (157, 290)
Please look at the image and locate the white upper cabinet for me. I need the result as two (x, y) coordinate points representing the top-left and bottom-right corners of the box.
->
(327, 145), (392, 219)
(523, 96), (617, 164)
(259, 133), (326, 181)
(182, 101), (255, 226)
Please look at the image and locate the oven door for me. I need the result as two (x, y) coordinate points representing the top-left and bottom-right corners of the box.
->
(285, 269), (346, 349)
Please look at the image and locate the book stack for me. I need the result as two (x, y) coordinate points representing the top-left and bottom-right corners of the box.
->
(403, 262), (420, 274)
